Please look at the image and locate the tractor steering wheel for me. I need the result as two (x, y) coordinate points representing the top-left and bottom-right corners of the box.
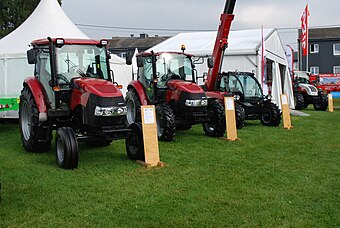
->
(57, 74), (70, 85)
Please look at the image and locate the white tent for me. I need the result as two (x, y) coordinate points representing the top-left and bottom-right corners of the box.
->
(109, 54), (132, 95)
(148, 29), (294, 109)
(0, 0), (89, 118)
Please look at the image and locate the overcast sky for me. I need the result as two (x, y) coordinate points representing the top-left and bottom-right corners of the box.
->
(62, 0), (339, 49)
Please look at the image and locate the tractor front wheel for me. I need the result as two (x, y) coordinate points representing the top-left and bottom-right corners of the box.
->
(203, 100), (226, 137)
(55, 127), (79, 169)
(235, 104), (245, 129)
(260, 102), (281, 126)
(126, 122), (145, 161)
(294, 93), (304, 110)
(125, 89), (141, 125)
(313, 93), (328, 111)
(156, 104), (175, 141)
(19, 87), (51, 153)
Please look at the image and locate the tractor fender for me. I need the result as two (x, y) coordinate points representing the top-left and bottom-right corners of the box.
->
(127, 80), (149, 105)
(23, 77), (49, 121)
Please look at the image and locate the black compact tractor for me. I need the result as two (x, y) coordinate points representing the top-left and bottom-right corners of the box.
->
(219, 71), (281, 126)
(19, 37), (144, 169)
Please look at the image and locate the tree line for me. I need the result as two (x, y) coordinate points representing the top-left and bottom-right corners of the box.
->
(0, 0), (62, 38)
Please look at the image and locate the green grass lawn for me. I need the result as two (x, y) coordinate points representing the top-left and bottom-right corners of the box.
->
(1, 105), (339, 226)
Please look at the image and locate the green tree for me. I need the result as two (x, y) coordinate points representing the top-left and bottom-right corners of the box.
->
(0, 0), (62, 38)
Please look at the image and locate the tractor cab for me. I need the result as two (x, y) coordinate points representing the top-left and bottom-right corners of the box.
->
(28, 38), (113, 109)
(136, 52), (195, 103)
(220, 72), (263, 105)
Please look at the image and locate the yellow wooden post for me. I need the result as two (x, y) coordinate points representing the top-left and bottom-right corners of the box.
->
(224, 97), (238, 141)
(280, 94), (293, 129)
(140, 105), (164, 168)
(328, 94), (334, 112)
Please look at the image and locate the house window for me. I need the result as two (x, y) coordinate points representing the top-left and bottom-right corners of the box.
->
(334, 66), (340, 74)
(310, 44), (319, 53)
(334, 44), (340, 55)
(310, 66), (319, 74)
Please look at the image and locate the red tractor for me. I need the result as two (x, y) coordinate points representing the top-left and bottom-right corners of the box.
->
(293, 71), (328, 110)
(19, 37), (144, 169)
(202, 0), (280, 127)
(125, 49), (228, 141)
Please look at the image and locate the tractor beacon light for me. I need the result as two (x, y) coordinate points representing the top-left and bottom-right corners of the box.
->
(94, 106), (127, 116)
(181, 44), (186, 52)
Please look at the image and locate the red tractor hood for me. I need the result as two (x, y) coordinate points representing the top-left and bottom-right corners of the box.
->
(73, 78), (122, 98)
(167, 80), (204, 94)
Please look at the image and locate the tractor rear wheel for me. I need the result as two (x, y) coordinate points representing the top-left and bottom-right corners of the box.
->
(156, 104), (175, 141)
(235, 104), (245, 129)
(55, 127), (79, 169)
(313, 94), (328, 111)
(260, 102), (281, 126)
(294, 93), (304, 110)
(125, 89), (141, 125)
(126, 122), (145, 161)
(203, 100), (226, 137)
(19, 87), (51, 153)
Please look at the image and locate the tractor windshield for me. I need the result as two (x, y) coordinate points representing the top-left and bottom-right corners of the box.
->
(155, 53), (194, 87)
(221, 73), (263, 101)
(56, 45), (109, 83)
(294, 71), (310, 84)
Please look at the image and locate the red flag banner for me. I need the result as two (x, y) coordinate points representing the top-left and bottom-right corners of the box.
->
(301, 4), (310, 56)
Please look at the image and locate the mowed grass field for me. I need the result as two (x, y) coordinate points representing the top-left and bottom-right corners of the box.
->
(0, 100), (339, 227)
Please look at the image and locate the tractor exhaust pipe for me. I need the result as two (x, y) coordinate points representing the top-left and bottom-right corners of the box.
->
(223, 0), (236, 14)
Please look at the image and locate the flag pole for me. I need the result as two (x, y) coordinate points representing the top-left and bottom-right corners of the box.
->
(306, 4), (309, 72)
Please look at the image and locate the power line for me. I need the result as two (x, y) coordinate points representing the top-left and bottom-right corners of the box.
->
(75, 23), (214, 32)
(76, 23), (340, 33)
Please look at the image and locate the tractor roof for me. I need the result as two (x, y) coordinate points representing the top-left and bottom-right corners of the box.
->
(137, 51), (193, 57)
(31, 38), (108, 46)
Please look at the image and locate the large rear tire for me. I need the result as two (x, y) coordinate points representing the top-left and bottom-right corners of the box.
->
(126, 122), (145, 161)
(235, 104), (245, 129)
(203, 100), (226, 137)
(313, 94), (328, 111)
(260, 102), (281, 126)
(55, 127), (79, 169)
(19, 87), (51, 153)
(294, 93), (304, 110)
(156, 104), (175, 141)
(125, 89), (141, 125)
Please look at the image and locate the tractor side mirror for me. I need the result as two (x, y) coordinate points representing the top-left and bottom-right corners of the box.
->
(207, 57), (214, 69)
(136, 56), (143, 67)
(125, 50), (134, 65)
(27, 49), (37, 64)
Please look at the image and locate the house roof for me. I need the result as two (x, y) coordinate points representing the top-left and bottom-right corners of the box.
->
(298, 27), (340, 40)
(109, 36), (170, 51)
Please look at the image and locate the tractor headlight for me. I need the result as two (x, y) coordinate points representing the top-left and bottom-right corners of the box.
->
(94, 106), (127, 116)
(185, 99), (208, 107)
(234, 95), (240, 101)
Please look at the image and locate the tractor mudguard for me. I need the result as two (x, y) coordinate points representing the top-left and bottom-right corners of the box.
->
(23, 77), (48, 115)
(127, 80), (149, 105)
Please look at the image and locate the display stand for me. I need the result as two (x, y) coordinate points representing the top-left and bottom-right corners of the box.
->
(280, 94), (293, 129)
(224, 97), (239, 141)
(138, 105), (164, 168)
(328, 94), (334, 112)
